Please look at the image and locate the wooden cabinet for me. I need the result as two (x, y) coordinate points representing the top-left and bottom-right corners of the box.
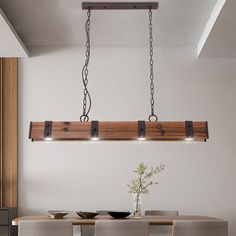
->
(0, 208), (17, 236)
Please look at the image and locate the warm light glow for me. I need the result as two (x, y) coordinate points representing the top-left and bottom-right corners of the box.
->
(185, 137), (194, 141)
(138, 137), (146, 141)
(91, 137), (99, 141)
(44, 137), (53, 141)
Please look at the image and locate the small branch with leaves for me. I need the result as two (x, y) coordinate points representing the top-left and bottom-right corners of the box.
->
(128, 163), (165, 195)
(128, 163), (165, 216)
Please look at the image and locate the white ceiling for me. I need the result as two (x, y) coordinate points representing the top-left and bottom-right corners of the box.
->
(0, 0), (217, 47)
(0, 8), (28, 57)
(199, 0), (236, 57)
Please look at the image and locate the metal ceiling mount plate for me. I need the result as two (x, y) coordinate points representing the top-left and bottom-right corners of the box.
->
(82, 2), (158, 10)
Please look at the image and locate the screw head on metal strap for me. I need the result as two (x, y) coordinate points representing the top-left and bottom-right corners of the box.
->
(44, 121), (53, 140)
(185, 121), (193, 140)
(91, 120), (99, 140)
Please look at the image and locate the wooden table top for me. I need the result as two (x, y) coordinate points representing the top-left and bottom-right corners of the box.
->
(12, 215), (222, 226)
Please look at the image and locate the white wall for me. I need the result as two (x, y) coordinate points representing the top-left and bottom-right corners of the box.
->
(19, 46), (236, 235)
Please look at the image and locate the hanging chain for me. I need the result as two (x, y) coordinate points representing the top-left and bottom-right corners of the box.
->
(80, 9), (92, 122)
(79, 8), (157, 122)
(148, 8), (158, 122)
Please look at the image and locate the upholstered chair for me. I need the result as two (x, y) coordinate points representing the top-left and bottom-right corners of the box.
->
(95, 220), (149, 236)
(145, 210), (179, 236)
(18, 220), (73, 236)
(172, 220), (228, 236)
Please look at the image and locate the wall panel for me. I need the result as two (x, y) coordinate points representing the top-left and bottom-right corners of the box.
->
(0, 58), (18, 208)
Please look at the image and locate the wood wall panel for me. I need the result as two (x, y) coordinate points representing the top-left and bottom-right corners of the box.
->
(0, 58), (18, 208)
(0, 58), (2, 206)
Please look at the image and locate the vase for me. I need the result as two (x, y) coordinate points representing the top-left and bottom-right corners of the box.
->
(133, 193), (142, 218)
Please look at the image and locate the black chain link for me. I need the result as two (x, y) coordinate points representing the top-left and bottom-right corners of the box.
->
(80, 8), (157, 122)
(80, 9), (92, 122)
(148, 8), (158, 122)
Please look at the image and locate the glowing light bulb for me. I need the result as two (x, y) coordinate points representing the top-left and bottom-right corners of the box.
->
(185, 137), (194, 141)
(138, 137), (146, 141)
(91, 137), (99, 141)
(44, 137), (53, 141)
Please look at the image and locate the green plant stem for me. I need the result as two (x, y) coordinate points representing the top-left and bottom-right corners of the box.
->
(135, 192), (141, 213)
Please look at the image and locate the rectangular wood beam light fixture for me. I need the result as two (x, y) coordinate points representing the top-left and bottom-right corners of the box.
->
(82, 2), (158, 10)
(29, 121), (208, 142)
(28, 3), (210, 143)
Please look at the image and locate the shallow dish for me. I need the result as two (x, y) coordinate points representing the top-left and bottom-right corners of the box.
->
(107, 211), (131, 219)
(48, 210), (68, 219)
(76, 211), (99, 219)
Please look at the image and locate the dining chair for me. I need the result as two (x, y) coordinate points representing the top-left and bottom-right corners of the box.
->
(95, 220), (149, 236)
(145, 210), (179, 216)
(18, 220), (73, 236)
(172, 220), (228, 236)
(80, 211), (109, 236)
(145, 210), (179, 236)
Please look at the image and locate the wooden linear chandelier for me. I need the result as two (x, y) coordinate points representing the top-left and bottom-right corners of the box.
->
(29, 2), (209, 142)
(29, 121), (208, 141)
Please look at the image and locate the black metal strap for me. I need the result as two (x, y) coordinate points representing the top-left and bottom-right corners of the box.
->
(44, 121), (53, 138)
(185, 121), (193, 138)
(91, 121), (99, 138)
(138, 120), (145, 138)
(29, 122), (33, 139)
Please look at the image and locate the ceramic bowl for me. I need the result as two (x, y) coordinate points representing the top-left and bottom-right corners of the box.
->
(48, 210), (68, 219)
(107, 211), (131, 219)
(76, 211), (99, 219)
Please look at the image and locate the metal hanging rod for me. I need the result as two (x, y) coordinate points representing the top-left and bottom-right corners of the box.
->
(82, 2), (158, 10)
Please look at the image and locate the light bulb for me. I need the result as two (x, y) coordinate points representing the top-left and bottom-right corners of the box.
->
(138, 137), (146, 141)
(185, 137), (194, 141)
(91, 137), (99, 141)
(44, 137), (53, 141)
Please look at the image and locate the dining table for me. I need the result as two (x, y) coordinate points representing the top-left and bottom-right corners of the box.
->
(12, 215), (223, 226)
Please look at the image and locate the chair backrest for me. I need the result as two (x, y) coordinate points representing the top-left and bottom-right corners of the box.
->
(18, 220), (73, 236)
(145, 210), (179, 216)
(172, 220), (228, 236)
(95, 220), (149, 236)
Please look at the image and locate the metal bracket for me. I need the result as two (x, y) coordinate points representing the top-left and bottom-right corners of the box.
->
(185, 121), (193, 138)
(44, 121), (53, 139)
(91, 121), (99, 138)
(82, 2), (158, 10)
(29, 122), (33, 139)
(138, 120), (145, 138)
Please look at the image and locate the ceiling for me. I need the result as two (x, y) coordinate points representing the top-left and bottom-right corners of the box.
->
(0, 9), (28, 57)
(199, 0), (236, 57)
(0, 0), (217, 47)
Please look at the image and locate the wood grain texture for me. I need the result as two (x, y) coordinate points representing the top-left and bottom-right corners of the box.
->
(0, 58), (2, 206)
(29, 121), (208, 141)
(0, 58), (18, 207)
(12, 215), (222, 226)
